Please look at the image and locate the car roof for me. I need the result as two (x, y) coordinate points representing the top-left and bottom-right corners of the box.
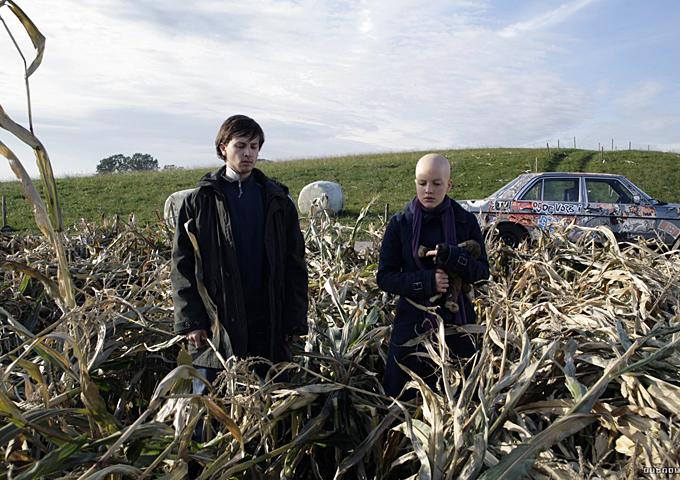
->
(486, 171), (636, 200)
(519, 172), (626, 179)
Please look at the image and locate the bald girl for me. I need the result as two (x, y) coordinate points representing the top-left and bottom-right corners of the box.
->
(376, 152), (490, 398)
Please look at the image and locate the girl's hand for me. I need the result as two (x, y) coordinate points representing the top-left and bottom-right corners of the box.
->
(435, 268), (449, 293)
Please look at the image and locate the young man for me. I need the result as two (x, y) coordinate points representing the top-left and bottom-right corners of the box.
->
(171, 115), (308, 386)
(377, 153), (489, 397)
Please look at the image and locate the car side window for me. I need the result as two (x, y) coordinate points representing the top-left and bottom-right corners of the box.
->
(543, 179), (579, 202)
(521, 180), (542, 200)
(585, 179), (633, 203)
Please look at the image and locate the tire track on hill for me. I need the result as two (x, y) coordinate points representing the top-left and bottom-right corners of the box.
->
(577, 152), (596, 171)
(545, 151), (568, 171)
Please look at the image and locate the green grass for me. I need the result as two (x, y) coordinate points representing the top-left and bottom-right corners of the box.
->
(1, 148), (679, 232)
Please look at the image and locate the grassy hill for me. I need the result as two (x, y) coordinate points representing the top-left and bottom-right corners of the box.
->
(1, 148), (679, 232)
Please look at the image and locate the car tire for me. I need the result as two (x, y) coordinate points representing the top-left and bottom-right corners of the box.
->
(497, 223), (527, 247)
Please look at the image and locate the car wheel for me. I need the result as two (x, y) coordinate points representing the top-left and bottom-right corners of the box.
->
(497, 224), (527, 247)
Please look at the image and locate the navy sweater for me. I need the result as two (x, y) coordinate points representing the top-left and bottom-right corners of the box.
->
(222, 174), (265, 316)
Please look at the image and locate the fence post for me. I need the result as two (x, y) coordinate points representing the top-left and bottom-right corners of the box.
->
(1, 195), (14, 232)
(383, 203), (390, 223)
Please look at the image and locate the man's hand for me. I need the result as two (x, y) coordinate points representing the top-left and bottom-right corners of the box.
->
(435, 268), (449, 293)
(186, 329), (208, 349)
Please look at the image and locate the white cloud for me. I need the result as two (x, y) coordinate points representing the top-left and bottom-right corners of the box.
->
(1, 0), (678, 181)
(616, 80), (665, 110)
(499, 0), (599, 38)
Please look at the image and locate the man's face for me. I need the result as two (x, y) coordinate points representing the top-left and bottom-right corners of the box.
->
(415, 164), (452, 209)
(220, 135), (260, 175)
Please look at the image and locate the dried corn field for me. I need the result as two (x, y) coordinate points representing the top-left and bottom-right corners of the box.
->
(1, 210), (680, 479)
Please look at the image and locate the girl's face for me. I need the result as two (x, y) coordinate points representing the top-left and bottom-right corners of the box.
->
(415, 165), (452, 209)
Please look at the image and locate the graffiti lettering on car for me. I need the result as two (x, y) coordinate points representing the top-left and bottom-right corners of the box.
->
(493, 200), (511, 211)
(531, 202), (583, 215)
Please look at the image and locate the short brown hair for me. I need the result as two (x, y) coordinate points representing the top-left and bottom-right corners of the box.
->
(215, 115), (265, 160)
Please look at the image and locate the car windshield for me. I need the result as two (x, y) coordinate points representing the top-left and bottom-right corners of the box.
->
(487, 175), (528, 199)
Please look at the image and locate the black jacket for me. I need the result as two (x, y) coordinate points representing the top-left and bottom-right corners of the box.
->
(377, 197), (489, 329)
(171, 166), (308, 367)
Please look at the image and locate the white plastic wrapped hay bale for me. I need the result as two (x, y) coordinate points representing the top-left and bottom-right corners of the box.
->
(297, 181), (344, 215)
(163, 188), (195, 229)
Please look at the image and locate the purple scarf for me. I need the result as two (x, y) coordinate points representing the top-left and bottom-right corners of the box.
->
(409, 196), (468, 325)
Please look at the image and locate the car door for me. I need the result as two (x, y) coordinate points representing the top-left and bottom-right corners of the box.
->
(517, 176), (583, 232)
(583, 177), (655, 242)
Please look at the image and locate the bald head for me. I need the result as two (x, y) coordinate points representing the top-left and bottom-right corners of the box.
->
(415, 153), (451, 179)
(414, 153), (452, 208)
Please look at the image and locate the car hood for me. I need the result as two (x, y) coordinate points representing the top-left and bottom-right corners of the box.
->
(656, 202), (680, 215)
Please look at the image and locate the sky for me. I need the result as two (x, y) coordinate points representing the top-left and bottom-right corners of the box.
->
(1, 0), (679, 181)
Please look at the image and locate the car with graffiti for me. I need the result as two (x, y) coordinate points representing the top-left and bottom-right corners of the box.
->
(460, 172), (680, 248)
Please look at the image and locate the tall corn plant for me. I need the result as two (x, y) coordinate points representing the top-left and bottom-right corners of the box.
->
(0, 0), (74, 311)
(0, 219), (192, 478)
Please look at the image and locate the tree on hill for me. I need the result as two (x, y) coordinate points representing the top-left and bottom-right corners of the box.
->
(96, 153), (159, 174)
(96, 154), (127, 174)
(126, 153), (159, 171)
